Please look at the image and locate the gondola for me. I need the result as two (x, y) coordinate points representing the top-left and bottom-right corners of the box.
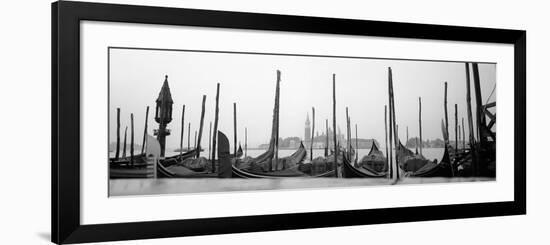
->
(394, 139), (453, 177)
(396, 141), (431, 172)
(241, 142), (306, 171)
(156, 160), (218, 178)
(232, 159), (335, 178)
(109, 152), (154, 179)
(342, 148), (387, 178)
(158, 148), (201, 166)
(157, 131), (234, 178)
(231, 165), (335, 178)
(298, 144), (348, 176)
(234, 142), (308, 177)
(109, 148), (198, 167)
(231, 165), (306, 178)
(223, 130), (316, 178)
(109, 149), (199, 179)
(162, 144), (242, 174)
(109, 163), (155, 179)
(358, 142), (388, 174)
(407, 144), (453, 177)
(109, 139), (202, 179)
(224, 136), (334, 178)
(109, 153), (146, 166)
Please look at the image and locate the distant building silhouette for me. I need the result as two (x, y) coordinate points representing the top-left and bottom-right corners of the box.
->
(303, 113), (346, 149)
(258, 113), (379, 149)
(304, 113), (311, 146)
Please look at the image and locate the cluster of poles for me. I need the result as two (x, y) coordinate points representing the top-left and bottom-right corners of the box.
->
(305, 62), (493, 178)
(112, 107), (144, 166)
(113, 61), (493, 177)
(112, 83), (250, 173)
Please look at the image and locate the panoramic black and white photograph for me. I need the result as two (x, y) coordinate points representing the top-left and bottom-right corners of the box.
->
(108, 47), (496, 196)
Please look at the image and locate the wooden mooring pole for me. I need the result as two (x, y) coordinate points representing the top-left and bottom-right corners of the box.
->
(389, 68), (399, 180)
(233, 103), (237, 155)
(415, 138), (418, 154)
(462, 117), (466, 150)
(196, 95), (206, 158)
(122, 126), (127, 158)
(396, 124), (399, 145)
(311, 107), (315, 161)
(332, 74), (338, 177)
(472, 63), (487, 146)
(208, 122), (212, 160)
(384, 105), (389, 176)
(419, 97), (423, 156)
(115, 108), (121, 160)
(458, 125), (461, 149)
(130, 113), (134, 166)
(406, 126), (409, 146)
(346, 106), (351, 159)
(444, 82), (449, 145)
(325, 119), (329, 157)
(465, 63), (477, 175)
(268, 71), (281, 172)
(346, 106), (351, 158)
(141, 106), (149, 155)
(187, 122), (191, 151)
(179, 105), (185, 157)
(387, 68), (394, 179)
(211, 83), (220, 172)
(274, 71), (281, 170)
(355, 124), (362, 164)
(455, 104), (458, 151)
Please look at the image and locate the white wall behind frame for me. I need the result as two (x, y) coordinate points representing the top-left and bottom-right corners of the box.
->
(0, 0), (546, 245)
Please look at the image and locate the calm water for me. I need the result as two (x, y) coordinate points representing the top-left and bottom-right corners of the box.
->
(110, 177), (494, 196)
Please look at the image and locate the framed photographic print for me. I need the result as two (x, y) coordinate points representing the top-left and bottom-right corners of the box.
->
(52, 1), (526, 244)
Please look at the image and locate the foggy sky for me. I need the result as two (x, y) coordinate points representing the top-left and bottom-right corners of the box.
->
(109, 48), (496, 151)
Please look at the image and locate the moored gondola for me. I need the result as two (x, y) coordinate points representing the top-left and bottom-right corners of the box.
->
(408, 144), (453, 177)
(109, 148), (199, 166)
(236, 142), (308, 177)
(342, 149), (387, 178)
(397, 141), (431, 172)
(109, 164), (155, 179)
(109, 153), (147, 166)
(158, 148), (200, 166)
(394, 138), (452, 177)
(358, 142), (388, 174)
(157, 131), (234, 178)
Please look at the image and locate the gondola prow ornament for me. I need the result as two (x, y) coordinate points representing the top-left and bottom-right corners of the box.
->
(154, 75), (173, 157)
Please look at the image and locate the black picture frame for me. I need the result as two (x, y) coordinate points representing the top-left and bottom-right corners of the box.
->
(52, 1), (526, 244)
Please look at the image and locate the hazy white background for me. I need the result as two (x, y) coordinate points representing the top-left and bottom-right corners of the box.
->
(0, 0), (547, 244)
(110, 48), (494, 149)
